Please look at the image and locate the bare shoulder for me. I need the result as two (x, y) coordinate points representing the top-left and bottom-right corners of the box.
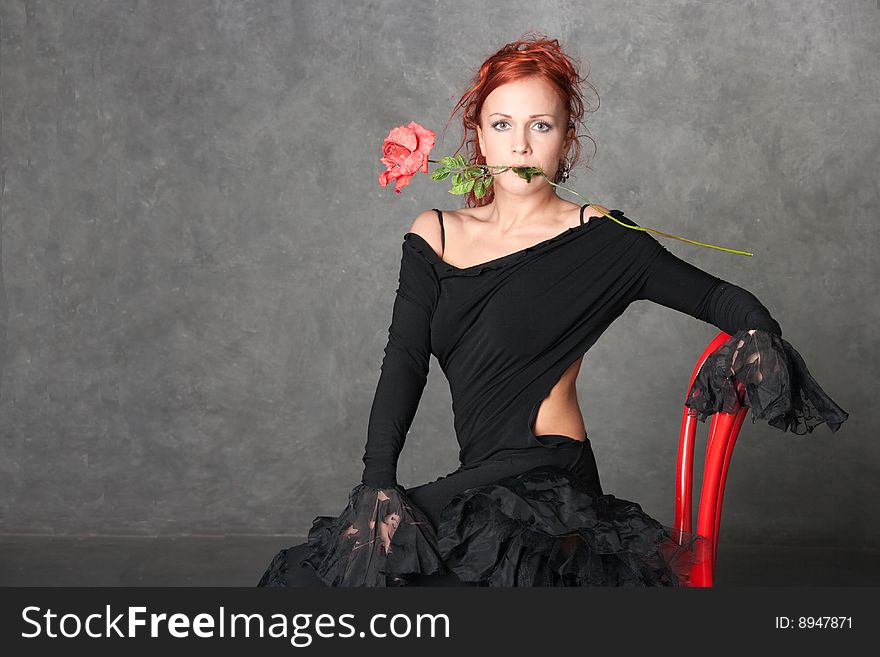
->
(407, 209), (444, 258)
(407, 202), (612, 262)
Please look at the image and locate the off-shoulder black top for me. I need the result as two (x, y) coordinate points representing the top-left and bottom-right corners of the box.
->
(360, 205), (845, 489)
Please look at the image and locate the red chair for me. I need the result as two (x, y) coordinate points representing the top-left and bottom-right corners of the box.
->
(674, 330), (750, 587)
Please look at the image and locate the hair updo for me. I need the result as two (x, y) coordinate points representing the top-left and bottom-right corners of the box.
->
(440, 31), (600, 207)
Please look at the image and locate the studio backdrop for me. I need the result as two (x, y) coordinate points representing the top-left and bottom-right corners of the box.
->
(0, 0), (876, 553)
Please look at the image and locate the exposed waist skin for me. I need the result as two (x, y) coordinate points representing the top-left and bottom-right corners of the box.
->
(532, 355), (587, 442)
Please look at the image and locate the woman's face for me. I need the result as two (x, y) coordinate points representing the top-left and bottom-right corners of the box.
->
(476, 76), (574, 190)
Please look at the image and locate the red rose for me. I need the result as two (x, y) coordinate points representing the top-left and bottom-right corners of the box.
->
(378, 121), (436, 194)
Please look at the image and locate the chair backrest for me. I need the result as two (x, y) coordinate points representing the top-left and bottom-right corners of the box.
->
(674, 330), (751, 587)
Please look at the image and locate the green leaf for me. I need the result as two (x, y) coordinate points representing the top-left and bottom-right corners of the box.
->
(441, 156), (457, 169)
(450, 177), (475, 195)
(455, 154), (467, 168)
(451, 172), (463, 186)
(513, 166), (541, 183)
(474, 178), (486, 198)
(431, 167), (451, 181)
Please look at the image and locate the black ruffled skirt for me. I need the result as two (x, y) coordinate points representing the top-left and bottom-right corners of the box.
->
(258, 459), (709, 587)
(257, 329), (848, 587)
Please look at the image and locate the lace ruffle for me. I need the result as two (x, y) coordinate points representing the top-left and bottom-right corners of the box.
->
(436, 466), (708, 586)
(685, 329), (849, 434)
(278, 466), (710, 587)
(299, 484), (447, 587)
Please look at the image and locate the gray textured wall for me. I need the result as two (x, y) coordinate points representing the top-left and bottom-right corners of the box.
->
(1, 0), (877, 548)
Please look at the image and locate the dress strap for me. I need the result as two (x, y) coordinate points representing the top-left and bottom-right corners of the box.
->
(432, 208), (446, 257)
(579, 203), (590, 226)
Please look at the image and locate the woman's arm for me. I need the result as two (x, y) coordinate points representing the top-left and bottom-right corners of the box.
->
(360, 229), (440, 489)
(633, 240), (783, 337)
(297, 224), (447, 588)
(624, 217), (847, 433)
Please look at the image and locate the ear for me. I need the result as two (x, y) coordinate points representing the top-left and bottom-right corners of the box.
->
(561, 123), (576, 158)
(476, 123), (485, 154)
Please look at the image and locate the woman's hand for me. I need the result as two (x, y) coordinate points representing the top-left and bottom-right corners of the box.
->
(687, 327), (849, 433)
(731, 329), (760, 379)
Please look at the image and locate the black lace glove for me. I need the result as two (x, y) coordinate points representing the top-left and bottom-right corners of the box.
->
(300, 483), (447, 586)
(685, 328), (849, 434)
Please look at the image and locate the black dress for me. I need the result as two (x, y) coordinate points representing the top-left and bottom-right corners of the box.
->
(257, 206), (848, 587)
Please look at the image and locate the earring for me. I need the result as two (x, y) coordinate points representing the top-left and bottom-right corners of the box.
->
(556, 157), (571, 183)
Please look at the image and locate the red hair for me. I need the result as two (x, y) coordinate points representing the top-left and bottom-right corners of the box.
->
(440, 31), (599, 208)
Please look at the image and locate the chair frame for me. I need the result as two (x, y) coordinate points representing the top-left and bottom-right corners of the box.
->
(674, 330), (750, 587)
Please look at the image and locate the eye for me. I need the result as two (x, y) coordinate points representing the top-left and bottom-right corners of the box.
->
(490, 120), (552, 132)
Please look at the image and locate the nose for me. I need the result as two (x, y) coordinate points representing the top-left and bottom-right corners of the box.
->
(512, 131), (530, 155)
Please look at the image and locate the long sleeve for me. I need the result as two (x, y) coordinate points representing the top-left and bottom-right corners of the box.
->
(298, 240), (447, 587)
(361, 240), (440, 488)
(622, 212), (847, 434)
(633, 238), (783, 337)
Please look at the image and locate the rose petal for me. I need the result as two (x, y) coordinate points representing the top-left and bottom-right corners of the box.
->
(394, 173), (413, 193)
(402, 150), (426, 176)
(385, 125), (418, 153)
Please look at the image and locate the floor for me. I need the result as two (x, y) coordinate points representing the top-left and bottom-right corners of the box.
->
(1, 535), (878, 586)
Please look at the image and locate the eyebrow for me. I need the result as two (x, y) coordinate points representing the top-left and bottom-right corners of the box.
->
(489, 113), (554, 118)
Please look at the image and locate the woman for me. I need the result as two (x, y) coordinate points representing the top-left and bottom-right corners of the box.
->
(257, 35), (847, 587)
